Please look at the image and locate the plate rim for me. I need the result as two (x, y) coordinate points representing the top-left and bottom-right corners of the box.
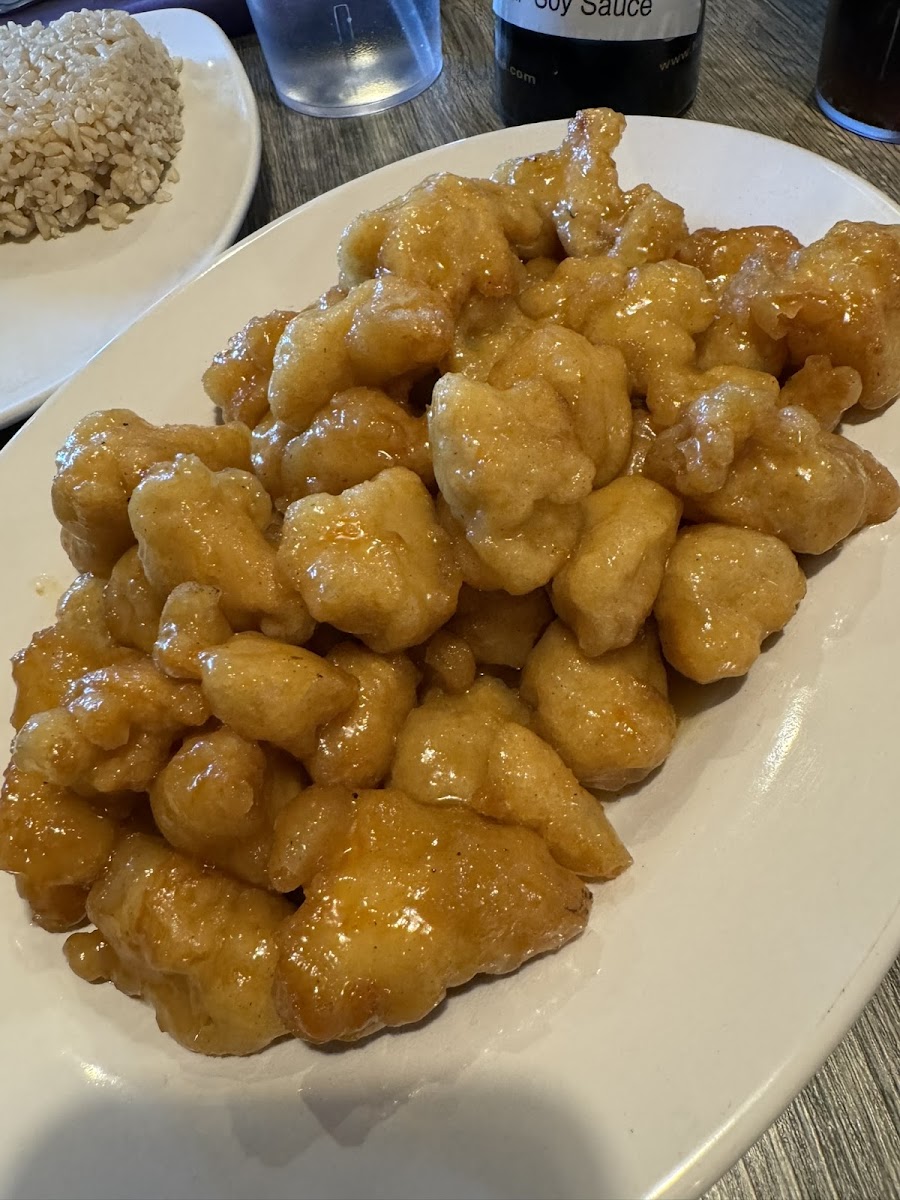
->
(3, 114), (900, 1200)
(0, 5), (262, 429)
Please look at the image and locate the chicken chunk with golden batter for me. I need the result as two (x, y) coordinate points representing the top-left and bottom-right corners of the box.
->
(274, 788), (590, 1043)
(202, 309), (298, 428)
(129, 454), (313, 643)
(152, 583), (233, 680)
(447, 586), (553, 669)
(496, 109), (686, 265)
(278, 467), (461, 653)
(489, 325), (633, 487)
(610, 183), (690, 270)
(471, 723), (632, 880)
(429, 374), (593, 593)
(337, 174), (537, 309)
(522, 621), (677, 791)
(584, 261), (717, 396)
(151, 728), (303, 888)
(518, 256), (627, 333)
(267, 784), (357, 893)
(0, 767), (124, 930)
(751, 221), (900, 410)
(52, 410), (251, 576)
(198, 633), (357, 761)
(66, 833), (291, 1055)
(11, 574), (129, 731)
(269, 275), (453, 433)
(686, 232), (800, 377)
(304, 643), (418, 789)
(103, 547), (166, 654)
(643, 370), (900, 554)
(278, 387), (432, 504)
(13, 657), (209, 796)
(779, 355), (862, 432)
(552, 477), (682, 658)
(444, 294), (536, 381)
(414, 631), (477, 696)
(390, 676), (529, 806)
(434, 495), (510, 591)
(654, 524), (807, 683)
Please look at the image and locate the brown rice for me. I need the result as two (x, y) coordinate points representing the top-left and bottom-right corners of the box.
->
(0, 9), (183, 242)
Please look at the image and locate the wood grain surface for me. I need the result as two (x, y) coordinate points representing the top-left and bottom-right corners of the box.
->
(233, 2), (900, 1196)
(1, 0), (896, 1194)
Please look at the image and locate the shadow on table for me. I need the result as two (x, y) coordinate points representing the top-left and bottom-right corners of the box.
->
(5, 1072), (620, 1200)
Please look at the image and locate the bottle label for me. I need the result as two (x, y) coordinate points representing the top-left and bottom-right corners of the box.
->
(493, 0), (703, 42)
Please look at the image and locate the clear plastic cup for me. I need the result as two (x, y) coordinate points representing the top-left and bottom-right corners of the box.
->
(246, 0), (443, 118)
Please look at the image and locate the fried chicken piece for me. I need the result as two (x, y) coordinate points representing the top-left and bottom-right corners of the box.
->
(151, 728), (303, 888)
(645, 363), (780, 430)
(274, 788), (590, 1043)
(489, 325), (633, 488)
(416, 631), (477, 696)
(13, 658), (209, 796)
(434, 495), (510, 591)
(610, 183), (690, 269)
(677, 226), (801, 376)
(522, 621), (676, 791)
(16, 877), (91, 934)
(518, 256), (627, 333)
(0, 767), (123, 930)
(779, 355), (862, 432)
(278, 467), (461, 653)
(643, 368), (900, 554)
(337, 174), (540, 309)
(584, 261), (717, 396)
(499, 108), (625, 258)
(152, 583), (233, 680)
(471, 723), (632, 880)
(268, 275), (454, 433)
(552, 477), (682, 658)
(103, 547), (166, 654)
(250, 412), (295, 504)
(445, 294), (536, 381)
(198, 633), (357, 761)
(11, 574), (128, 731)
(278, 387), (433, 503)
(447, 585), (553, 669)
(202, 310), (298, 427)
(495, 109), (686, 264)
(390, 676), (529, 806)
(67, 833), (291, 1055)
(677, 225), (802, 284)
(751, 221), (900, 409)
(129, 454), (313, 644)
(654, 524), (807, 683)
(304, 643), (418, 789)
(52, 410), (251, 575)
(429, 374), (593, 594)
(267, 784), (357, 892)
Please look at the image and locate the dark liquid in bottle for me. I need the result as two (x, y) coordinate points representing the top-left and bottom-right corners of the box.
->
(816, 0), (900, 140)
(495, 16), (704, 125)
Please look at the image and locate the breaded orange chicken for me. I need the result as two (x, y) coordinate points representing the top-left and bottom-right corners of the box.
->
(274, 789), (590, 1043)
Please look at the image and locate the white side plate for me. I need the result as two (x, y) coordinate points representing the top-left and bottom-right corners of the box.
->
(0, 7), (260, 426)
(1, 118), (899, 1200)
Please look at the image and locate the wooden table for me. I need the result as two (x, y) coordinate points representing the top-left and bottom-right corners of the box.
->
(0, 0), (895, 1194)
(232, 2), (900, 1197)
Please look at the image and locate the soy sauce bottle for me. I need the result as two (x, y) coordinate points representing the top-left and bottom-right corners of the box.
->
(494, 0), (707, 124)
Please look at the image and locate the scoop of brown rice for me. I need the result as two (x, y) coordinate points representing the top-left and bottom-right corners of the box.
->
(0, 8), (183, 242)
